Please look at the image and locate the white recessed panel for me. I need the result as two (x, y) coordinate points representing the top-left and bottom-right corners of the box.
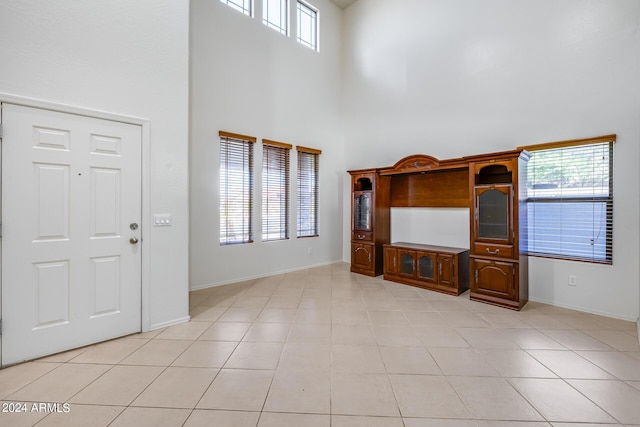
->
(33, 126), (70, 151)
(91, 256), (121, 317)
(91, 168), (121, 237)
(34, 163), (70, 240)
(90, 134), (121, 156)
(391, 207), (470, 249)
(34, 261), (70, 329)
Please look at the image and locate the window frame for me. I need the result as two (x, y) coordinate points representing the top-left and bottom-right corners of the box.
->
(296, 0), (319, 51)
(219, 131), (256, 245)
(520, 134), (615, 264)
(262, 139), (292, 242)
(263, 0), (289, 35)
(296, 146), (321, 238)
(219, 0), (253, 16)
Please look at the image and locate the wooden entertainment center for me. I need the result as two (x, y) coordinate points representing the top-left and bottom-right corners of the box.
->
(349, 149), (530, 310)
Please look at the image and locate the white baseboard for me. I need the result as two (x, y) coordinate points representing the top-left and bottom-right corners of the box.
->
(149, 315), (190, 331)
(190, 260), (344, 292)
(528, 296), (637, 322)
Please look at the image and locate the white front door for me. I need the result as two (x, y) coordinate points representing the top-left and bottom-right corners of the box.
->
(1, 103), (142, 366)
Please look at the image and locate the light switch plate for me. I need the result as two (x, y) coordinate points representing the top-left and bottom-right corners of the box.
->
(153, 214), (172, 227)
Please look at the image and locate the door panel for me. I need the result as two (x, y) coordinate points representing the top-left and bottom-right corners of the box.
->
(351, 242), (374, 272)
(353, 192), (372, 231)
(1, 103), (142, 366)
(474, 185), (513, 245)
(383, 246), (397, 275)
(471, 258), (515, 299)
(35, 163), (70, 239)
(90, 255), (121, 317)
(34, 261), (70, 328)
(416, 251), (437, 284)
(438, 254), (454, 287)
(91, 168), (121, 237)
(398, 250), (416, 278)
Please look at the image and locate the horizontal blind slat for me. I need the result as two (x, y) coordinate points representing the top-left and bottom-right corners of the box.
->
(525, 141), (613, 263)
(263, 144), (290, 241)
(297, 150), (320, 237)
(220, 135), (254, 245)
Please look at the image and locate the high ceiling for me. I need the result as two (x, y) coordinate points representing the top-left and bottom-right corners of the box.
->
(329, 0), (357, 9)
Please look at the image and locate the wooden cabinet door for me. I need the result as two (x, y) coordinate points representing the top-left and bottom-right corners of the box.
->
(398, 250), (416, 278)
(473, 185), (513, 245)
(437, 254), (455, 287)
(352, 243), (374, 272)
(471, 258), (515, 300)
(416, 251), (437, 284)
(384, 246), (398, 275)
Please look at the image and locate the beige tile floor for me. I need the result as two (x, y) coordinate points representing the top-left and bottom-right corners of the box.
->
(1, 263), (640, 426)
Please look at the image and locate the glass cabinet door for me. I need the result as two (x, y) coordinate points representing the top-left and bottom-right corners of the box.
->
(399, 252), (415, 276)
(417, 252), (437, 282)
(476, 185), (512, 242)
(354, 193), (371, 230)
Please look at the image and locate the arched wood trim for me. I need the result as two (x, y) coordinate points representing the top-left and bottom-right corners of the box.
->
(379, 154), (467, 175)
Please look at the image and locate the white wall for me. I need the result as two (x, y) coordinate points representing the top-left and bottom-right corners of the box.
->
(189, 0), (345, 289)
(0, 0), (190, 330)
(342, 0), (640, 320)
(391, 208), (469, 249)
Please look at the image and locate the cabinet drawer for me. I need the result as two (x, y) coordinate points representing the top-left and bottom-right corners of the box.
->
(473, 242), (513, 259)
(352, 231), (373, 242)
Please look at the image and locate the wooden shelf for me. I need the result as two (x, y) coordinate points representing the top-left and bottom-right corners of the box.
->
(390, 169), (469, 208)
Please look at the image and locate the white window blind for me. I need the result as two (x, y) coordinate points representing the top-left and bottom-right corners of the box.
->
(264, 0), (288, 35)
(263, 140), (291, 241)
(297, 1), (318, 51)
(297, 146), (321, 237)
(220, 0), (252, 16)
(524, 136), (614, 264)
(220, 131), (255, 245)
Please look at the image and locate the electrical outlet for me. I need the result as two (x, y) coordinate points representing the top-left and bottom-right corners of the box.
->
(307, 247), (312, 255)
(568, 275), (577, 286)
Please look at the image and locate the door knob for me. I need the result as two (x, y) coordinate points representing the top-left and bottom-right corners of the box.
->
(130, 237), (139, 244)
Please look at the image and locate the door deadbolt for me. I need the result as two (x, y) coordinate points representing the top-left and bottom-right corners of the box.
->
(130, 223), (139, 230)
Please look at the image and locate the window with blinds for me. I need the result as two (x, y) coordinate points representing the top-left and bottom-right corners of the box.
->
(523, 135), (614, 264)
(297, 146), (321, 237)
(220, 0), (252, 16)
(297, 1), (318, 51)
(220, 131), (255, 245)
(264, 0), (288, 35)
(263, 140), (291, 241)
